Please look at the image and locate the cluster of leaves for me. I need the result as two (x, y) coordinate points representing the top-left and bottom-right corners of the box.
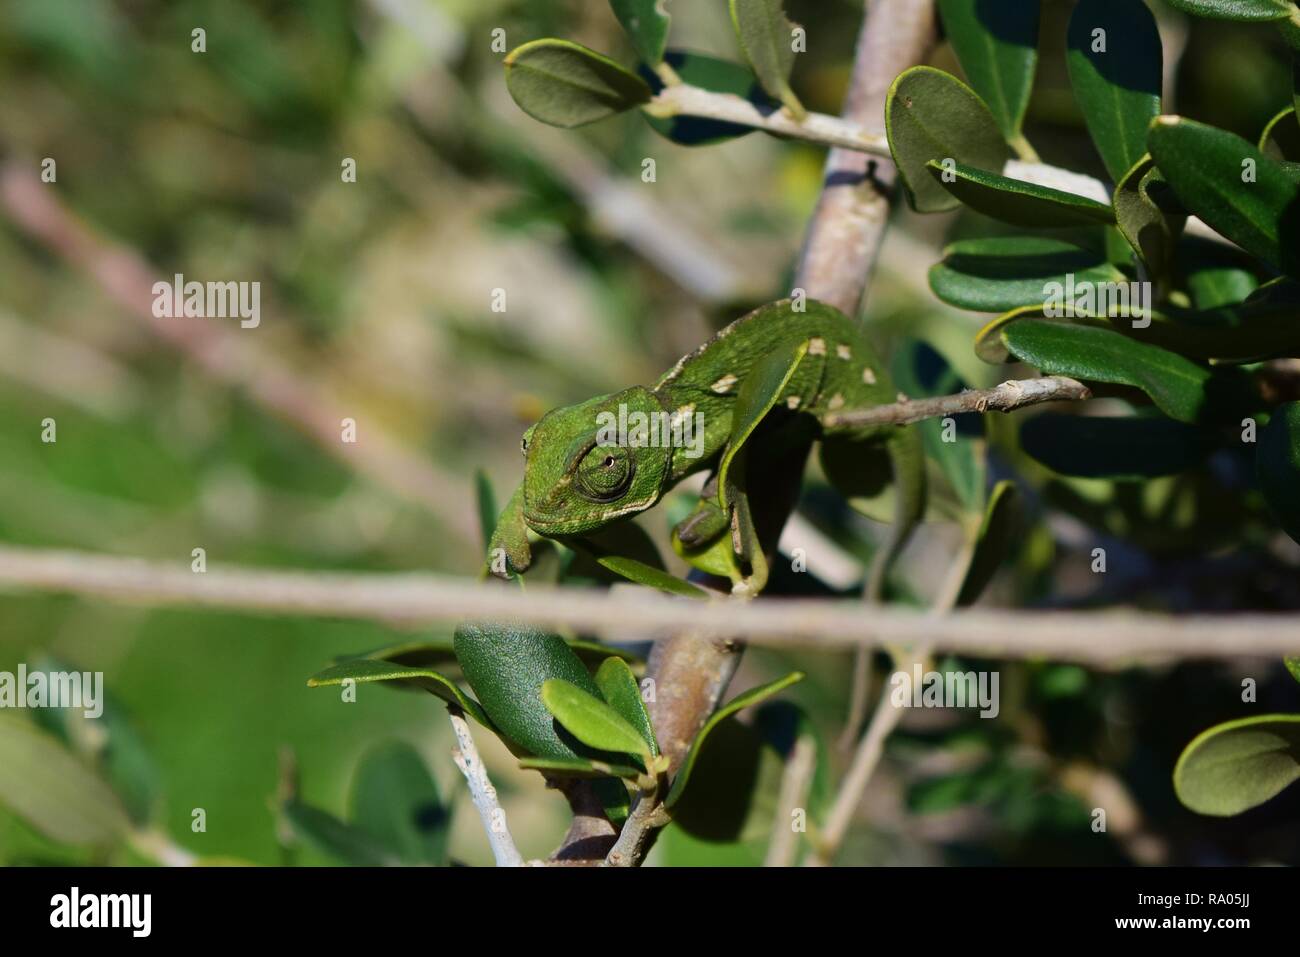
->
(898, 0), (1300, 818)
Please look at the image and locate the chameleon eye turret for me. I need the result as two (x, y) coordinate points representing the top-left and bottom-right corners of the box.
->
(574, 444), (635, 502)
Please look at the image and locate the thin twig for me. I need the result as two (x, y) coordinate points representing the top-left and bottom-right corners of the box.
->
(3, 543), (1300, 662)
(646, 85), (892, 156)
(812, 649), (927, 866)
(823, 376), (1091, 429)
(763, 733), (817, 868)
(603, 791), (668, 867)
(448, 709), (524, 867)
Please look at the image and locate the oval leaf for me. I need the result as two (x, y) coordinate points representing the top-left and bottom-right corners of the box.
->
(927, 161), (1117, 227)
(454, 623), (602, 760)
(930, 235), (1126, 313)
(665, 671), (805, 808)
(1067, 0), (1163, 182)
(610, 0), (671, 65)
(541, 679), (652, 759)
(1174, 715), (1300, 816)
(505, 38), (652, 129)
(999, 319), (1213, 423)
(595, 657), (658, 755)
(728, 0), (803, 115)
(937, 0), (1040, 145)
(1022, 414), (1215, 479)
(1164, 0), (1295, 21)
(0, 715), (130, 846)
(886, 66), (1013, 213)
(1149, 116), (1300, 278)
(1257, 401), (1300, 544)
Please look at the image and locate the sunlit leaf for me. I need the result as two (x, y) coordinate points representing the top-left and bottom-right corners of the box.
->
(1174, 715), (1300, 816)
(541, 679), (652, 759)
(610, 0), (671, 65)
(505, 38), (652, 128)
(929, 235), (1125, 313)
(885, 66), (1012, 213)
(728, 0), (803, 115)
(307, 659), (492, 730)
(928, 160), (1117, 228)
(595, 657), (657, 755)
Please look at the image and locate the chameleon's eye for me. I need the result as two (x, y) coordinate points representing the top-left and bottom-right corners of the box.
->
(574, 444), (634, 502)
(520, 425), (537, 458)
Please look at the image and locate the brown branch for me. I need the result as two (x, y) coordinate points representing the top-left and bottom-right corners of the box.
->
(822, 376), (1092, 429)
(4, 544), (1297, 662)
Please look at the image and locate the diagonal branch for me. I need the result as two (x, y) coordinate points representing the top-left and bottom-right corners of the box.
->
(822, 376), (1091, 428)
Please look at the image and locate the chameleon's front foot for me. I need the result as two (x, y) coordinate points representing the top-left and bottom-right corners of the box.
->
(487, 484), (532, 578)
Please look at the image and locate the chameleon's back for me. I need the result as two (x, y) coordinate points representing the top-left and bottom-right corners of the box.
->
(652, 299), (898, 461)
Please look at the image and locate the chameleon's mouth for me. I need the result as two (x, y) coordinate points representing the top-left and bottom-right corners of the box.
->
(523, 493), (660, 538)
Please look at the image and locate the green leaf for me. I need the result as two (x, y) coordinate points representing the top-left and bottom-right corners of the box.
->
(474, 469), (497, 553)
(1114, 155), (1183, 278)
(999, 319), (1213, 423)
(1148, 116), (1300, 278)
(975, 297), (1300, 366)
(541, 679), (652, 759)
(955, 480), (1022, 607)
(728, 0), (803, 116)
(1164, 0), (1295, 20)
(307, 659), (492, 730)
(719, 339), (809, 515)
(610, 0), (671, 64)
(885, 66), (1013, 213)
(929, 235), (1125, 312)
(517, 755), (644, 780)
(0, 714), (130, 846)
(595, 657), (658, 755)
(1179, 236), (1261, 309)
(1257, 401), (1300, 544)
(349, 741), (450, 866)
(1021, 414), (1215, 479)
(1174, 715), (1300, 816)
(665, 671), (805, 808)
(1286, 657), (1300, 683)
(641, 51), (770, 146)
(936, 0), (1040, 144)
(1259, 105), (1300, 161)
(504, 39), (652, 129)
(1066, 0), (1163, 182)
(593, 554), (709, 597)
(337, 634), (642, 672)
(453, 623), (603, 760)
(927, 160), (1117, 228)
(281, 799), (397, 866)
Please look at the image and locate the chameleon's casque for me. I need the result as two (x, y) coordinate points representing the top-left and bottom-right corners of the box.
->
(489, 299), (924, 582)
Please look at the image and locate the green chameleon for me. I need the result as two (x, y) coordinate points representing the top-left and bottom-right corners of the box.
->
(488, 298), (925, 593)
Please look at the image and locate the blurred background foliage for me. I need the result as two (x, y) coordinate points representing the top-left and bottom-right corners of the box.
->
(0, 0), (1297, 866)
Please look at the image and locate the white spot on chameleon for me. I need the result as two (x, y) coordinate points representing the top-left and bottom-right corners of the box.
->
(671, 403), (696, 426)
(828, 394), (845, 411)
(786, 395), (802, 410)
(862, 367), (877, 385)
(710, 374), (738, 394)
(836, 344), (852, 360)
(808, 337), (826, 356)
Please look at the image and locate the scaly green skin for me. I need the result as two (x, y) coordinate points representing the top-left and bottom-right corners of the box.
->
(489, 299), (924, 585)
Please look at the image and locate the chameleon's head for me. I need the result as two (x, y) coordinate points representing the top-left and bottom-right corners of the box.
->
(521, 386), (673, 537)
